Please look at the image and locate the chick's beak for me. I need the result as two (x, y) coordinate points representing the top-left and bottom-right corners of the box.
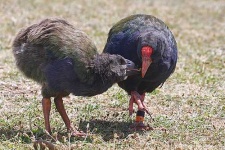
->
(124, 59), (140, 76)
(141, 46), (153, 78)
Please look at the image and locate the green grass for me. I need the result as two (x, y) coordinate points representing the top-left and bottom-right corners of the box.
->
(0, 0), (225, 149)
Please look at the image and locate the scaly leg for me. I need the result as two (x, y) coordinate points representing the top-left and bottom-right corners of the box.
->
(139, 93), (151, 115)
(129, 92), (153, 131)
(129, 91), (150, 115)
(42, 97), (52, 134)
(54, 96), (86, 136)
(54, 96), (71, 130)
(128, 96), (135, 116)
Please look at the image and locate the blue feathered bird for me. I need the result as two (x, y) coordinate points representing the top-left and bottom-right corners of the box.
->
(103, 14), (178, 124)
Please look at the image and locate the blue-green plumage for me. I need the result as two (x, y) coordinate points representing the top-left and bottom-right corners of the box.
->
(12, 18), (140, 134)
(13, 18), (137, 98)
(103, 14), (178, 94)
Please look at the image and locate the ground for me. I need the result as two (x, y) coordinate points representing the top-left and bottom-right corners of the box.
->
(0, 0), (224, 149)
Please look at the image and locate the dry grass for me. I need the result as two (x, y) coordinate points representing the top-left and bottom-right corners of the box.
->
(0, 0), (225, 149)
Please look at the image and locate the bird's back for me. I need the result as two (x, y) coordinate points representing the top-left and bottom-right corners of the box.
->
(108, 14), (168, 37)
(104, 14), (176, 65)
(13, 18), (97, 83)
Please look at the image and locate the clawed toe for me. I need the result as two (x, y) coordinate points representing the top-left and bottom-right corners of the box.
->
(68, 125), (87, 137)
(71, 130), (87, 137)
(129, 122), (153, 131)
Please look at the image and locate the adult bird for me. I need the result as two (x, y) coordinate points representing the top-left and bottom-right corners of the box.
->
(103, 14), (178, 126)
(12, 18), (138, 135)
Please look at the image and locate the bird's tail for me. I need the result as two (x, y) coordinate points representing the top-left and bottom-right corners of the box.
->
(12, 26), (47, 83)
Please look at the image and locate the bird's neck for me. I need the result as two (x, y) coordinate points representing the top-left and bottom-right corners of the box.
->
(79, 64), (113, 96)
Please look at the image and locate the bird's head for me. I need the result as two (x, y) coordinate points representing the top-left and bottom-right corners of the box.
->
(91, 54), (140, 82)
(108, 54), (140, 81)
(137, 33), (165, 78)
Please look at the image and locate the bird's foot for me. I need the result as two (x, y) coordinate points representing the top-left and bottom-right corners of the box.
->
(129, 110), (153, 131)
(68, 126), (87, 137)
(70, 130), (86, 137)
(129, 121), (153, 131)
(129, 91), (151, 116)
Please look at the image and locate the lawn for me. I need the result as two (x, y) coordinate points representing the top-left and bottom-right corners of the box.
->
(0, 0), (224, 149)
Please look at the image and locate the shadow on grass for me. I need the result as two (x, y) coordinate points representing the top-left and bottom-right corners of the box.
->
(0, 128), (33, 143)
(79, 119), (134, 141)
(0, 119), (139, 143)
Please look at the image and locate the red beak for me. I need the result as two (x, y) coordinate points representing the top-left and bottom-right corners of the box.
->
(141, 46), (153, 78)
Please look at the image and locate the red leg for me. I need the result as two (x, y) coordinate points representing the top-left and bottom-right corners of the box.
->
(131, 91), (145, 110)
(139, 93), (150, 115)
(42, 97), (52, 134)
(129, 96), (134, 116)
(140, 93), (145, 101)
(54, 96), (86, 136)
(54, 96), (71, 131)
(129, 92), (153, 131)
(129, 91), (150, 115)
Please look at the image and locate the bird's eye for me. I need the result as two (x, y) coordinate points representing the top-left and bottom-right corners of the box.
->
(109, 59), (114, 64)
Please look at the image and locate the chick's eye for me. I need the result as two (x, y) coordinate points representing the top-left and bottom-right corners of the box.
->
(110, 59), (113, 63)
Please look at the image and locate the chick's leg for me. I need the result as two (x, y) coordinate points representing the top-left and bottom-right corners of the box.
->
(54, 96), (85, 136)
(54, 96), (71, 131)
(42, 97), (52, 134)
